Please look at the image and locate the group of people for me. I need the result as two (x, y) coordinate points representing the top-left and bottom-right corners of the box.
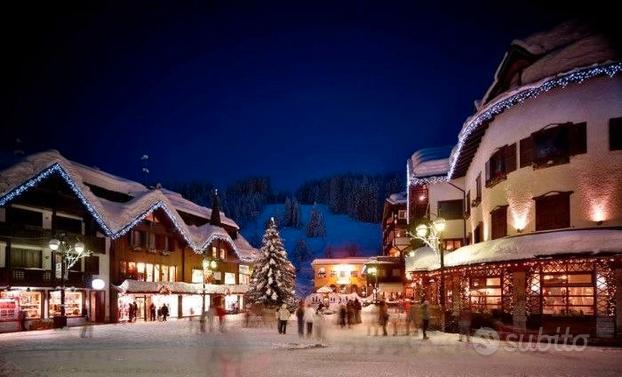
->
(199, 303), (227, 333)
(366, 298), (430, 338)
(337, 299), (362, 328)
(126, 302), (170, 322)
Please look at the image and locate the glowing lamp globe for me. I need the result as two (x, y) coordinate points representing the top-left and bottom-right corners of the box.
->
(74, 242), (85, 254)
(48, 239), (60, 251)
(91, 278), (105, 290)
(202, 259), (210, 269)
(210, 260), (218, 269)
(433, 217), (446, 233)
(415, 224), (428, 238)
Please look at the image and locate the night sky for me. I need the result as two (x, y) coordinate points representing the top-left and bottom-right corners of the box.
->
(0, 1), (611, 191)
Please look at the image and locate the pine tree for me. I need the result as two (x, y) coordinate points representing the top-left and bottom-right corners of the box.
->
(291, 238), (312, 271)
(246, 218), (296, 308)
(282, 197), (292, 226)
(306, 205), (327, 238)
(291, 199), (302, 228)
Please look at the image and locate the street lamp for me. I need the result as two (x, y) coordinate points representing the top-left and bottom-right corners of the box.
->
(48, 234), (92, 328)
(407, 216), (447, 331)
(201, 257), (218, 314)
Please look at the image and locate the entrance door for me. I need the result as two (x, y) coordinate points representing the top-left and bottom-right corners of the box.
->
(89, 291), (105, 322)
(135, 296), (146, 321)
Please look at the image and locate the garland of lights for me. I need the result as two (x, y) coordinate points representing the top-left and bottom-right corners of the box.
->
(409, 175), (448, 186)
(447, 61), (622, 179)
(0, 163), (250, 260)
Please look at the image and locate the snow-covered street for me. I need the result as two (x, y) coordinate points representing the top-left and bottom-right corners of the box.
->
(1, 317), (621, 377)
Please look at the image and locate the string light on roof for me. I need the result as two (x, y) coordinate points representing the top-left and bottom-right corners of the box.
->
(447, 61), (622, 179)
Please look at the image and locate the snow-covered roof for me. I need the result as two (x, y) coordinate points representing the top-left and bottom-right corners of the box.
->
(0, 150), (257, 261)
(114, 280), (249, 295)
(161, 188), (238, 229)
(386, 191), (407, 205)
(311, 257), (370, 266)
(406, 229), (622, 272)
(407, 147), (452, 180)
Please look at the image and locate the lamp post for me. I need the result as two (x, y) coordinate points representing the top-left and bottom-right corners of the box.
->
(201, 257), (218, 314)
(48, 234), (91, 328)
(408, 217), (447, 331)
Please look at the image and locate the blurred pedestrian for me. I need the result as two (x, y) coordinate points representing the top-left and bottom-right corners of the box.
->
(405, 301), (418, 336)
(207, 305), (216, 332)
(296, 300), (305, 337)
(217, 303), (226, 332)
(149, 303), (156, 321)
(338, 304), (346, 328)
(277, 304), (290, 334)
(18, 309), (27, 331)
(458, 306), (472, 343)
(421, 299), (430, 340)
(161, 304), (169, 321)
(354, 299), (362, 324)
(378, 300), (389, 336)
(304, 303), (315, 337)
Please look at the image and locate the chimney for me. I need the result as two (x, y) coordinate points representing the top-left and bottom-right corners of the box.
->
(210, 189), (222, 226)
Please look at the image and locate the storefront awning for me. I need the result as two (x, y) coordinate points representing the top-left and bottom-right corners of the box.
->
(113, 280), (249, 295)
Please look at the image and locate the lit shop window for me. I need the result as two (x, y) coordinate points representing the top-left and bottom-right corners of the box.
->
(162, 265), (169, 282)
(212, 246), (217, 258)
(0, 291), (42, 319)
(469, 277), (502, 311)
(136, 262), (145, 281)
(49, 291), (83, 317)
(145, 263), (154, 282)
(542, 273), (594, 316)
(224, 272), (236, 285)
(192, 269), (204, 284)
(169, 266), (176, 282)
(239, 273), (250, 285)
(154, 264), (161, 282)
(128, 262), (137, 279)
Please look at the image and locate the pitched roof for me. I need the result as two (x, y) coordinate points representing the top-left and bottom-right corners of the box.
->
(0, 150), (257, 262)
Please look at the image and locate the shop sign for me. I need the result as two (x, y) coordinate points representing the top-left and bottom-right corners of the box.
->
(55, 263), (62, 279)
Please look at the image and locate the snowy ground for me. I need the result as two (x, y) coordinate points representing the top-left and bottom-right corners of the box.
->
(1, 316), (621, 377)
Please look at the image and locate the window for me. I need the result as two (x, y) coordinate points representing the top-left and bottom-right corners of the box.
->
(119, 261), (127, 277)
(317, 267), (326, 278)
(473, 174), (482, 207)
(192, 269), (204, 283)
(397, 210), (406, 219)
(154, 264), (161, 282)
(220, 248), (226, 260)
(148, 234), (156, 250)
(485, 144), (516, 187)
(145, 263), (153, 282)
(212, 246), (217, 258)
(85, 256), (99, 275)
(465, 191), (471, 218)
(239, 273), (250, 285)
(392, 269), (401, 278)
(442, 239), (462, 251)
(542, 273), (594, 316)
(437, 199), (464, 220)
(224, 272), (236, 285)
(7, 207), (42, 227)
(155, 234), (166, 250)
(169, 266), (176, 282)
(162, 265), (169, 282)
(470, 277), (502, 311)
(49, 291), (82, 317)
(54, 215), (83, 234)
(166, 237), (175, 252)
(130, 231), (146, 248)
(490, 206), (508, 240)
(136, 262), (145, 281)
(610, 117), (622, 150)
(535, 192), (571, 231)
(10, 247), (42, 268)
(521, 122), (586, 168)
(127, 262), (136, 279)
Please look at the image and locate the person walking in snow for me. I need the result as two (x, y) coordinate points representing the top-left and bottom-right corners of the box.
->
(149, 302), (156, 321)
(338, 303), (347, 328)
(296, 300), (305, 337)
(277, 304), (291, 334)
(378, 300), (389, 336)
(304, 303), (315, 337)
(405, 300), (418, 336)
(458, 306), (472, 343)
(314, 307), (325, 342)
(421, 299), (430, 340)
(161, 304), (169, 321)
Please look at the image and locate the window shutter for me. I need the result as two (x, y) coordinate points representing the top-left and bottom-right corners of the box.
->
(568, 122), (587, 155)
(519, 137), (534, 168)
(610, 117), (622, 150)
(505, 143), (517, 173)
(535, 192), (571, 231)
(490, 206), (508, 240)
(485, 160), (491, 183)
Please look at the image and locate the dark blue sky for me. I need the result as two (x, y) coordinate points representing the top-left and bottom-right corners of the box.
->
(1, 1), (598, 190)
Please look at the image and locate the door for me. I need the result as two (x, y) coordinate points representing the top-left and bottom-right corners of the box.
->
(136, 296), (146, 321)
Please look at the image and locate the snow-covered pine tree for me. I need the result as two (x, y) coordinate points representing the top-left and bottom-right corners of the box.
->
(282, 197), (292, 226)
(306, 204), (326, 238)
(291, 238), (312, 271)
(246, 217), (296, 309)
(291, 198), (302, 228)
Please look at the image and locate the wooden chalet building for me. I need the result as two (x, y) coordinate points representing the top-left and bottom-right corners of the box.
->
(0, 150), (257, 332)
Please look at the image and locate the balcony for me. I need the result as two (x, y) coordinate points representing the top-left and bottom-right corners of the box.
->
(0, 223), (106, 253)
(0, 268), (88, 288)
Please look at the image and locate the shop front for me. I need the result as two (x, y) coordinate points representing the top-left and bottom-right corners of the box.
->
(114, 280), (249, 321)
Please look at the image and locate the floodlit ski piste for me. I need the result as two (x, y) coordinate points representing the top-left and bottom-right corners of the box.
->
(1, 4), (622, 377)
